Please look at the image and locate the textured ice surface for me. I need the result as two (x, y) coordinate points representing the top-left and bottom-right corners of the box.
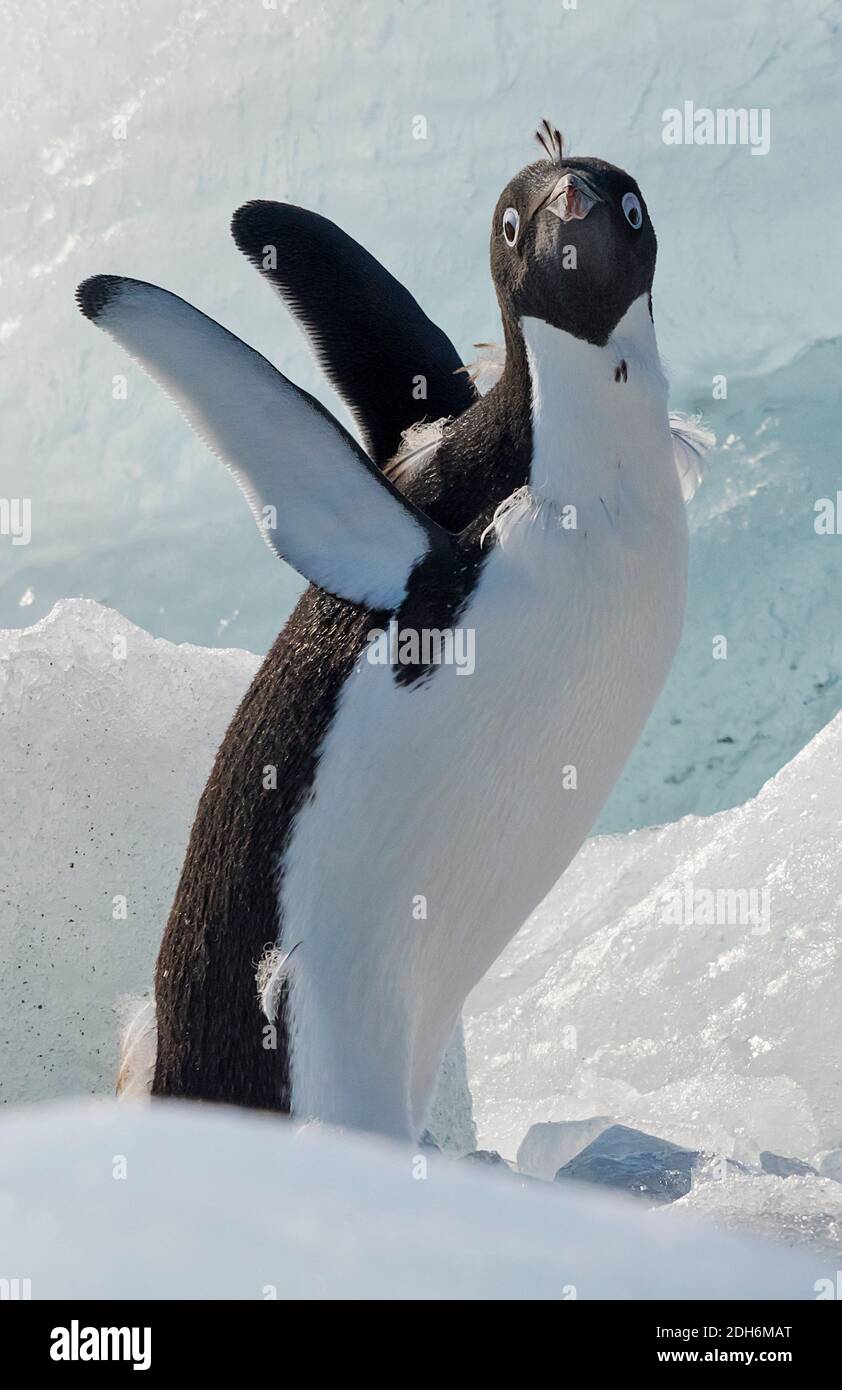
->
(2, 0), (841, 835)
(0, 599), (474, 1151)
(517, 1117), (613, 1182)
(0, 1098), (830, 1300)
(0, 599), (254, 1103)
(818, 1150), (842, 1183)
(464, 710), (842, 1174)
(668, 1169), (842, 1260)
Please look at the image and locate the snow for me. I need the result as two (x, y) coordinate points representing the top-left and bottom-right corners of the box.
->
(0, 1098), (829, 1300)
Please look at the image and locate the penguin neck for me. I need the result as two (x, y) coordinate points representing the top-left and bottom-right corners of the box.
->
(494, 308), (533, 427)
(513, 293), (670, 506)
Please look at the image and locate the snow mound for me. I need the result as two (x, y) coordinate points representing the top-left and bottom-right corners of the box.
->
(464, 709), (842, 1168)
(0, 599), (474, 1151)
(0, 1098), (828, 1300)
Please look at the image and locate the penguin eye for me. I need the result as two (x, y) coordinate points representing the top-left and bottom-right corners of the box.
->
(622, 192), (643, 230)
(502, 207), (520, 247)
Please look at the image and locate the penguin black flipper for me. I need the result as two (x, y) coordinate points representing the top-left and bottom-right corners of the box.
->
(231, 201), (477, 466)
(76, 275), (456, 609)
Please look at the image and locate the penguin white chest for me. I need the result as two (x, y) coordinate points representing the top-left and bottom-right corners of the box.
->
(278, 300), (687, 1138)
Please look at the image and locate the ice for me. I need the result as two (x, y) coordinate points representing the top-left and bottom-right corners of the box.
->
(0, 599), (474, 1151)
(0, 1098), (829, 1300)
(760, 1153), (817, 1179)
(669, 1169), (842, 1260)
(517, 1117), (613, 1182)
(818, 1151), (842, 1183)
(463, 709), (842, 1176)
(0, 599), (254, 1104)
(428, 1027), (477, 1153)
(603, 339), (842, 832)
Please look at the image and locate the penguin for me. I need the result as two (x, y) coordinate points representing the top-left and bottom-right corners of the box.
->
(77, 121), (709, 1140)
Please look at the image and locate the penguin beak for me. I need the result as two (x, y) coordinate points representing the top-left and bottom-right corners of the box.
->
(545, 172), (603, 223)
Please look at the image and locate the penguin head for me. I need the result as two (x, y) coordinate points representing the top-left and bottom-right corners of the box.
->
(490, 122), (657, 347)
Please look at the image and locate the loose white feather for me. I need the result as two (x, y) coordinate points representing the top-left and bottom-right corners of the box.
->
(115, 997), (157, 1098)
(668, 413), (716, 501)
(257, 943), (300, 1023)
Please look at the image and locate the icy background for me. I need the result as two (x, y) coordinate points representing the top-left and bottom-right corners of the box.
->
(1, 0), (841, 1291)
(1, 0), (841, 829)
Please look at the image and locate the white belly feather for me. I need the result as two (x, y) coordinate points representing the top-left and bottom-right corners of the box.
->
(277, 295), (688, 1138)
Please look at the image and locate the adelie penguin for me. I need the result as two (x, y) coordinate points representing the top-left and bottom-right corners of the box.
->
(77, 120), (710, 1141)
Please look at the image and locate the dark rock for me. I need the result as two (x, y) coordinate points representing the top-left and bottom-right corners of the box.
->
(555, 1123), (698, 1204)
(461, 1149), (510, 1168)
